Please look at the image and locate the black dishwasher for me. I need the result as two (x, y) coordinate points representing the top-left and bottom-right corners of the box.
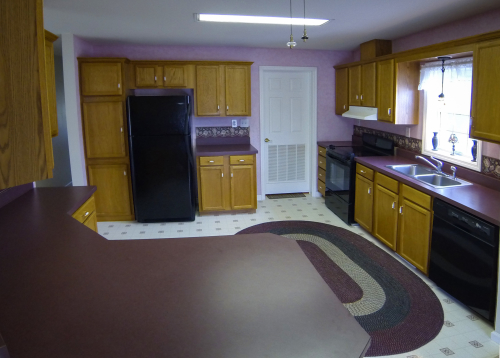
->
(429, 198), (499, 322)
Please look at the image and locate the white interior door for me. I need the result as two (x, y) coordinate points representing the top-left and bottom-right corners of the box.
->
(261, 67), (314, 195)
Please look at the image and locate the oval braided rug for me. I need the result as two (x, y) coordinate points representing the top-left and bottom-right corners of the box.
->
(236, 221), (443, 357)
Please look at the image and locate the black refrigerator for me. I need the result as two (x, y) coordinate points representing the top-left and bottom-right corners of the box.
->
(127, 96), (196, 222)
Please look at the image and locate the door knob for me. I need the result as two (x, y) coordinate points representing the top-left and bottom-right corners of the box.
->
(264, 138), (270, 142)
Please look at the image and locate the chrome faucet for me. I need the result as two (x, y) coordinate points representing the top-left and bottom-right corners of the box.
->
(450, 166), (457, 180)
(415, 155), (443, 174)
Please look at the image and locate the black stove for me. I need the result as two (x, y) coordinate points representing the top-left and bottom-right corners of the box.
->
(324, 134), (394, 225)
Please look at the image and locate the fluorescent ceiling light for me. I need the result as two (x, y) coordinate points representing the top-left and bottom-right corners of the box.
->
(196, 14), (329, 26)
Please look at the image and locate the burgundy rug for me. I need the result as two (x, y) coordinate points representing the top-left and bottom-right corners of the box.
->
(236, 221), (444, 357)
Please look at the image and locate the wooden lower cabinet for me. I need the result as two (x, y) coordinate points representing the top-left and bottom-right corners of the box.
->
(198, 155), (257, 213)
(397, 198), (432, 274)
(354, 174), (373, 232)
(71, 194), (98, 232)
(199, 166), (225, 211)
(373, 184), (399, 250)
(317, 146), (326, 196)
(87, 164), (133, 221)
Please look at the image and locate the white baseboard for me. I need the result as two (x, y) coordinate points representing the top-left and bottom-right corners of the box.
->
(311, 192), (322, 198)
(257, 195), (264, 201)
(491, 331), (500, 345)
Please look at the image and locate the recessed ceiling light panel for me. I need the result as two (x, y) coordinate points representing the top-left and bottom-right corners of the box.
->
(196, 14), (329, 26)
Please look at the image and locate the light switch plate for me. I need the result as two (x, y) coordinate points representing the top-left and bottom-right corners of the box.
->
(240, 118), (249, 127)
(232, 119), (237, 127)
(406, 127), (411, 137)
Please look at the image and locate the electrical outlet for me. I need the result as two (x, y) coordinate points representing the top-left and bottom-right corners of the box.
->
(232, 119), (237, 127)
(240, 118), (249, 127)
(406, 127), (411, 137)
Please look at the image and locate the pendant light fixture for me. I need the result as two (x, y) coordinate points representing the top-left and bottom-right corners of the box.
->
(437, 56), (451, 101)
(286, 0), (296, 49)
(301, 0), (308, 42)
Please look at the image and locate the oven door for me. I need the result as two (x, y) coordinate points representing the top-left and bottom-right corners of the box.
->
(325, 154), (351, 199)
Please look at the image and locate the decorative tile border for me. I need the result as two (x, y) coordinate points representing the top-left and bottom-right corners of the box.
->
(196, 126), (249, 138)
(353, 125), (422, 153)
(482, 156), (500, 179)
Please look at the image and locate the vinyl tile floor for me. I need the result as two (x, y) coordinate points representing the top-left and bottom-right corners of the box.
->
(97, 194), (500, 358)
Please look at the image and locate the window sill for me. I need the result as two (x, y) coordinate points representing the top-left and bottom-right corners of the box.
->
(421, 147), (481, 172)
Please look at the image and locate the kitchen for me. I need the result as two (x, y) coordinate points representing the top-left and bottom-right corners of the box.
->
(1, 0), (500, 357)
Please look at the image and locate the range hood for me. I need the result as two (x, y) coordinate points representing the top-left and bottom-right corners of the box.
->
(341, 106), (378, 120)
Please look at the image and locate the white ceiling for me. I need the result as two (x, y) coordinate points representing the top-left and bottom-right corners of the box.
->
(44, 0), (500, 51)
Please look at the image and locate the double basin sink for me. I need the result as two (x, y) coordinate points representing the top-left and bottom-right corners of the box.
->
(386, 164), (472, 189)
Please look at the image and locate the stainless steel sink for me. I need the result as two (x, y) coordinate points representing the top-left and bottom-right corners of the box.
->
(386, 164), (472, 189)
(386, 164), (433, 176)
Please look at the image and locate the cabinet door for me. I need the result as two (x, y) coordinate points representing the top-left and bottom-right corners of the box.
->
(349, 66), (361, 106)
(164, 65), (187, 87)
(377, 59), (394, 122)
(82, 101), (126, 159)
(354, 174), (373, 232)
(397, 198), (431, 274)
(83, 211), (98, 232)
(199, 166), (225, 211)
(196, 65), (220, 116)
(88, 164), (133, 218)
(230, 165), (255, 210)
(135, 65), (158, 88)
(373, 184), (398, 250)
(471, 40), (500, 144)
(361, 62), (376, 107)
(225, 65), (251, 116)
(45, 31), (58, 137)
(335, 68), (349, 114)
(81, 63), (122, 96)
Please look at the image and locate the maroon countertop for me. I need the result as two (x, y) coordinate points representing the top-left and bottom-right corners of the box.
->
(317, 141), (354, 148)
(196, 143), (258, 157)
(355, 156), (500, 226)
(0, 187), (369, 358)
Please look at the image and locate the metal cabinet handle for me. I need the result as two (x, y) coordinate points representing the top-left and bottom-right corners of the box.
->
(209, 160), (214, 163)
(217, 105), (220, 110)
(392, 202), (395, 209)
(231, 173), (233, 177)
(361, 94), (363, 100)
(368, 188), (371, 194)
(343, 105), (346, 110)
(221, 173), (224, 178)
(239, 159), (245, 162)
(118, 83), (121, 88)
(124, 171), (126, 176)
(360, 170), (365, 173)
(154, 76), (157, 82)
(388, 108), (391, 115)
(164, 76), (167, 81)
(319, 173), (322, 177)
(120, 127), (123, 133)
(399, 206), (403, 214)
(356, 95), (359, 100)
(319, 161), (323, 164)
(84, 211), (90, 217)
(227, 106), (229, 110)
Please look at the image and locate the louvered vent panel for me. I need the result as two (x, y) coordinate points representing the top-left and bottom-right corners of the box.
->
(267, 144), (306, 183)
(268, 145), (278, 182)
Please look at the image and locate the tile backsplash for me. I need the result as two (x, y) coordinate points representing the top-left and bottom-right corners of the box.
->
(196, 126), (249, 138)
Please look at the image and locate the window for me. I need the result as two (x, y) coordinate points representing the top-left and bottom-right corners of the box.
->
(419, 57), (481, 171)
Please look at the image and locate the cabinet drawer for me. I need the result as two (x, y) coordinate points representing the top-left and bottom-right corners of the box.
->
(375, 172), (398, 193)
(318, 145), (326, 157)
(230, 155), (254, 165)
(72, 195), (96, 223)
(318, 155), (326, 170)
(199, 156), (224, 166)
(83, 211), (98, 232)
(401, 184), (431, 210)
(318, 167), (326, 183)
(356, 164), (374, 181)
(317, 179), (326, 196)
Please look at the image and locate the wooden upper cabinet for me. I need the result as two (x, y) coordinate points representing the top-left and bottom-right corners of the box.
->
(45, 30), (59, 137)
(82, 101), (126, 159)
(471, 39), (500, 144)
(135, 65), (158, 88)
(225, 65), (251, 116)
(377, 59), (395, 122)
(0, 0), (53, 189)
(196, 65), (221, 116)
(335, 68), (349, 114)
(361, 62), (376, 107)
(81, 62), (123, 96)
(88, 164), (133, 218)
(348, 65), (361, 106)
(164, 65), (187, 87)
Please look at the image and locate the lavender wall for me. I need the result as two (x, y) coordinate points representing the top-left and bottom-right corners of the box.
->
(74, 42), (356, 195)
(352, 9), (500, 160)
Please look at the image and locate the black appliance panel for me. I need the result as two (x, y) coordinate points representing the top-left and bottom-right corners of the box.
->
(129, 135), (195, 222)
(325, 152), (352, 193)
(429, 199), (499, 322)
(127, 96), (190, 136)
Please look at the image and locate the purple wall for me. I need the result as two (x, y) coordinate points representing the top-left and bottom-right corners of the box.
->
(352, 9), (500, 160)
(75, 42), (356, 194)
